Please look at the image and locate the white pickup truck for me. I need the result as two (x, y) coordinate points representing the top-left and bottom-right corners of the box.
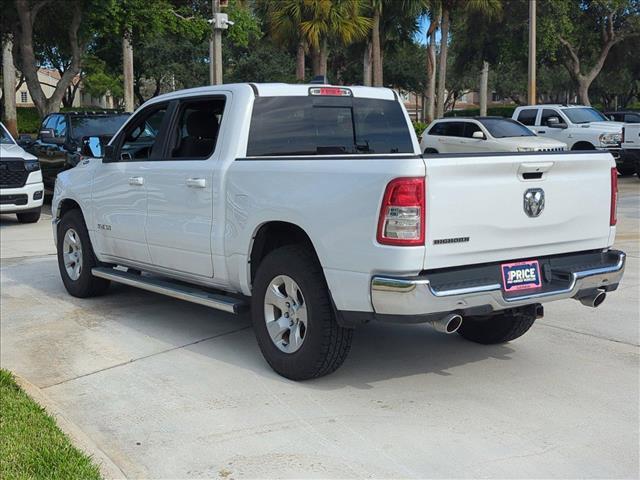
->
(52, 83), (626, 380)
(512, 105), (630, 172)
(621, 123), (640, 177)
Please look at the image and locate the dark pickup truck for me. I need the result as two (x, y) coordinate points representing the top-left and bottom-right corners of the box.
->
(20, 111), (129, 190)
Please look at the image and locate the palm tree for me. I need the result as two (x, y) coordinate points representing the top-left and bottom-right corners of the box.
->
(435, 0), (501, 118)
(299, 0), (372, 77)
(367, 0), (426, 87)
(425, 4), (440, 123)
(266, 0), (307, 81)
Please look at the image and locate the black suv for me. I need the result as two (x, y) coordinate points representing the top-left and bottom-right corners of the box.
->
(21, 111), (129, 190)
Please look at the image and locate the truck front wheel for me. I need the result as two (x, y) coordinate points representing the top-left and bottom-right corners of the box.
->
(251, 245), (353, 380)
(57, 209), (110, 298)
(457, 308), (537, 344)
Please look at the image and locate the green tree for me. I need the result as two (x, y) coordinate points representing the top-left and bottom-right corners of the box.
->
(267, 0), (371, 78)
(542, 0), (640, 105)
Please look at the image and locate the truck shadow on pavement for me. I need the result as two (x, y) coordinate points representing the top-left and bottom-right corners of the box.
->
(2, 259), (516, 391)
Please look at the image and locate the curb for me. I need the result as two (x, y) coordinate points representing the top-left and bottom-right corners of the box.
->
(14, 374), (128, 480)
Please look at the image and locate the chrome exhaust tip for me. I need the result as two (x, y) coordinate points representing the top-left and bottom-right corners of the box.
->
(578, 290), (607, 308)
(429, 313), (463, 334)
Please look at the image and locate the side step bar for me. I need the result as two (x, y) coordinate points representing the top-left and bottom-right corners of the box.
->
(92, 267), (247, 314)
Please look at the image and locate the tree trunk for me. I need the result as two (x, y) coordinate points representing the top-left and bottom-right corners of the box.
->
(122, 34), (135, 112)
(296, 41), (305, 81)
(436, 9), (450, 118)
(479, 61), (489, 116)
(372, 7), (383, 87)
(363, 41), (372, 87)
(310, 47), (321, 77)
(577, 78), (591, 106)
(14, 0), (83, 117)
(319, 39), (328, 77)
(2, 36), (18, 137)
(425, 13), (439, 124)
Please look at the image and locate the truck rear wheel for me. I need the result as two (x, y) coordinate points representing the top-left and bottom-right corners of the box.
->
(57, 209), (110, 298)
(251, 245), (353, 380)
(457, 309), (536, 344)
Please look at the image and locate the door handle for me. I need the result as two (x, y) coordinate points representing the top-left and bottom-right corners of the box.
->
(128, 176), (144, 186)
(186, 178), (206, 188)
(538, 130), (546, 134)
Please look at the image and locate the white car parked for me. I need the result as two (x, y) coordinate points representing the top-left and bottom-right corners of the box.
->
(0, 122), (44, 223)
(420, 117), (566, 154)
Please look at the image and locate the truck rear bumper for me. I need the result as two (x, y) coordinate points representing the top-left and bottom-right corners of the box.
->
(370, 250), (625, 320)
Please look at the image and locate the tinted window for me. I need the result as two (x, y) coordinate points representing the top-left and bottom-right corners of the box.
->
(463, 122), (483, 138)
(624, 113), (640, 123)
(54, 116), (67, 138)
(433, 121), (466, 137)
(428, 122), (447, 136)
(478, 118), (535, 138)
(541, 109), (562, 126)
(247, 96), (413, 156)
(69, 115), (129, 141)
(0, 124), (15, 144)
(118, 106), (168, 161)
(517, 109), (538, 126)
(170, 98), (225, 159)
(43, 115), (59, 130)
(562, 107), (607, 124)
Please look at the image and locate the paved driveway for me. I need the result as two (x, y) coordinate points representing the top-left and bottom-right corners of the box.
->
(1, 180), (638, 479)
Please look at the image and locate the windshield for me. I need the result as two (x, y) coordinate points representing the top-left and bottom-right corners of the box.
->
(478, 118), (535, 138)
(248, 96), (413, 156)
(562, 108), (607, 124)
(0, 124), (16, 145)
(69, 115), (129, 141)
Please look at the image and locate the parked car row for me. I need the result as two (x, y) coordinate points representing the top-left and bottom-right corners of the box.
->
(419, 105), (639, 178)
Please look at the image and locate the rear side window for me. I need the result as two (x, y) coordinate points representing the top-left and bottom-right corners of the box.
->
(247, 96), (413, 156)
(429, 121), (465, 137)
(169, 97), (226, 159)
(517, 109), (538, 126)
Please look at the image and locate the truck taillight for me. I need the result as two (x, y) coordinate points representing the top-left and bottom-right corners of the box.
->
(377, 177), (425, 246)
(610, 167), (618, 226)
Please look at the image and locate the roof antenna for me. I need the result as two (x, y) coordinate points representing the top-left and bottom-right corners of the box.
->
(310, 75), (328, 84)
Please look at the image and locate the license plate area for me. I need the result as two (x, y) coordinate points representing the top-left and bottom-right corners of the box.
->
(501, 260), (542, 292)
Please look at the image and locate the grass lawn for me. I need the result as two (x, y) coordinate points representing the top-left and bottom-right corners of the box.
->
(0, 369), (102, 480)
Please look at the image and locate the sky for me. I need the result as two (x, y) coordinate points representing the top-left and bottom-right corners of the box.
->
(414, 16), (442, 44)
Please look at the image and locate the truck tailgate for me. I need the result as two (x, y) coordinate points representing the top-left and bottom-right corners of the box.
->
(422, 151), (615, 270)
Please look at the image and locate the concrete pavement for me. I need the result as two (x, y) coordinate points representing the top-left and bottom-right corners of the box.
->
(1, 178), (638, 479)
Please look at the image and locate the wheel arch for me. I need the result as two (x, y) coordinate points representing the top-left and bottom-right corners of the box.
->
(249, 221), (322, 283)
(571, 141), (596, 151)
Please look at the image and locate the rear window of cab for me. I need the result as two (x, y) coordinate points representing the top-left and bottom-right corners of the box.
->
(247, 96), (413, 156)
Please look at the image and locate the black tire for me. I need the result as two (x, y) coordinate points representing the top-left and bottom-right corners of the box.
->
(571, 142), (596, 151)
(251, 244), (353, 380)
(617, 164), (636, 176)
(457, 310), (536, 345)
(57, 209), (110, 298)
(424, 148), (439, 154)
(16, 209), (41, 223)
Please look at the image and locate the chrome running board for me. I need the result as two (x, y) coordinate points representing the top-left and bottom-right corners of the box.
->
(92, 267), (247, 314)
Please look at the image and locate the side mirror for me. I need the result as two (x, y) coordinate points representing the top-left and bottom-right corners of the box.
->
(472, 130), (486, 139)
(546, 117), (566, 128)
(39, 128), (54, 139)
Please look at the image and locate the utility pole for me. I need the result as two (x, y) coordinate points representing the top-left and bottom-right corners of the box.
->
(2, 36), (18, 137)
(528, 0), (537, 105)
(209, 0), (223, 85)
(123, 33), (134, 112)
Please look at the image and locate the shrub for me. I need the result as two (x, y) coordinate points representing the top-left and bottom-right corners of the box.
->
(412, 121), (428, 138)
(17, 108), (40, 134)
